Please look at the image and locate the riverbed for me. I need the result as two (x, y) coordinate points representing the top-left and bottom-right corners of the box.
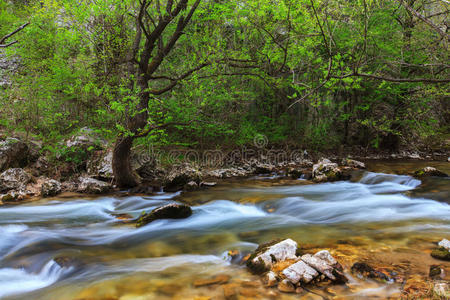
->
(0, 160), (449, 299)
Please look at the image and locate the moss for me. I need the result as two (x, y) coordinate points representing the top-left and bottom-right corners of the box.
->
(246, 239), (282, 274)
(431, 247), (450, 261)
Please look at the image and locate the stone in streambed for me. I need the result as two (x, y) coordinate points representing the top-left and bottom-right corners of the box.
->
(282, 260), (319, 284)
(246, 239), (298, 274)
(312, 158), (343, 182)
(351, 262), (391, 282)
(277, 279), (295, 293)
(136, 203), (192, 227)
(193, 274), (230, 287)
(431, 247), (450, 261)
(438, 238), (450, 250)
(414, 167), (448, 178)
(341, 158), (366, 169)
(429, 265), (443, 279)
(262, 271), (278, 287)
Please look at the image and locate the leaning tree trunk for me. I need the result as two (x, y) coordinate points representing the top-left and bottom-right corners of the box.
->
(112, 136), (139, 187)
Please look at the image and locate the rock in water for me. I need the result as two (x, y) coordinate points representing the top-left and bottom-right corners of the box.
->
(312, 158), (343, 182)
(414, 167), (448, 178)
(341, 158), (366, 169)
(41, 179), (62, 197)
(351, 262), (391, 281)
(438, 239), (450, 251)
(77, 177), (110, 194)
(136, 203), (192, 227)
(277, 279), (295, 293)
(282, 260), (319, 284)
(0, 168), (31, 192)
(246, 239), (298, 274)
(431, 248), (450, 261)
(262, 271), (278, 287)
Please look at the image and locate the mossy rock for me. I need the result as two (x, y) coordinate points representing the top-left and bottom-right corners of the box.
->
(136, 203), (192, 228)
(246, 239), (283, 274)
(431, 247), (450, 261)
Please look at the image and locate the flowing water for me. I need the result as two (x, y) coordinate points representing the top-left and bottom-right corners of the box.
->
(0, 161), (449, 299)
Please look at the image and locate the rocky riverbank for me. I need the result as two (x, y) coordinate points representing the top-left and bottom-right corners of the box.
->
(0, 129), (448, 205)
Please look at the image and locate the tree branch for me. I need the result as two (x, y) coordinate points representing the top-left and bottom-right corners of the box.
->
(0, 22), (29, 47)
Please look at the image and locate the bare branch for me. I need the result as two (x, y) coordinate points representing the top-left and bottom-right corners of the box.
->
(0, 22), (30, 48)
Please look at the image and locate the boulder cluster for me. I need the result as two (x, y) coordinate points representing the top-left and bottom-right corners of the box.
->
(246, 239), (347, 293)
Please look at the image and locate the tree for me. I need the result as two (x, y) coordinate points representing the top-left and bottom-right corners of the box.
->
(112, 0), (206, 187)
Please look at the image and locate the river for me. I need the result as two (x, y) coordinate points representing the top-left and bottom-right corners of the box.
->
(0, 160), (449, 299)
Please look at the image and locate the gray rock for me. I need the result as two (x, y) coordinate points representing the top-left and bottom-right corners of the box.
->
(0, 168), (31, 192)
(438, 239), (450, 251)
(301, 254), (336, 280)
(282, 260), (319, 284)
(341, 158), (366, 169)
(200, 181), (217, 188)
(246, 239), (298, 274)
(87, 150), (113, 179)
(262, 271), (278, 287)
(312, 158), (343, 182)
(163, 163), (202, 192)
(77, 177), (110, 194)
(41, 179), (62, 197)
(0, 138), (29, 172)
(184, 181), (198, 191)
(65, 127), (105, 150)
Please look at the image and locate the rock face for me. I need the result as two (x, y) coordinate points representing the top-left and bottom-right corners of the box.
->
(312, 158), (343, 182)
(246, 239), (347, 292)
(0, 168), (31, 192)
(77, 177), (110, 194)
(136, 203), (192, 227)
(0, 138), (29, 172)
(414, 167), (448, 178)
(246, 239), (298, 274)
(163, 164), (202, 192)
(87, 150), (113, 180)
(41, 179), (62, 197)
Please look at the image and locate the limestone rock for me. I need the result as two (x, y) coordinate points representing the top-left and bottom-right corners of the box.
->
(163, 163), (202, 192)
(0, 168), (31, 192)
(41, 179), (62, 197)
(77, 176), (110, 194)
(262, 271), (278, 287)
(87, 150), (113, 180)
(438, 239), (450, 251)
(66, 127), (105, 150)
(312, 158), (343, 182)
(246, 239), (298, 274)
(282, 260), (319, 284)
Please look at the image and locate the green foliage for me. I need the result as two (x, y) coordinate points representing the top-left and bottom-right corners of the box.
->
(0, 0), (448, 153)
